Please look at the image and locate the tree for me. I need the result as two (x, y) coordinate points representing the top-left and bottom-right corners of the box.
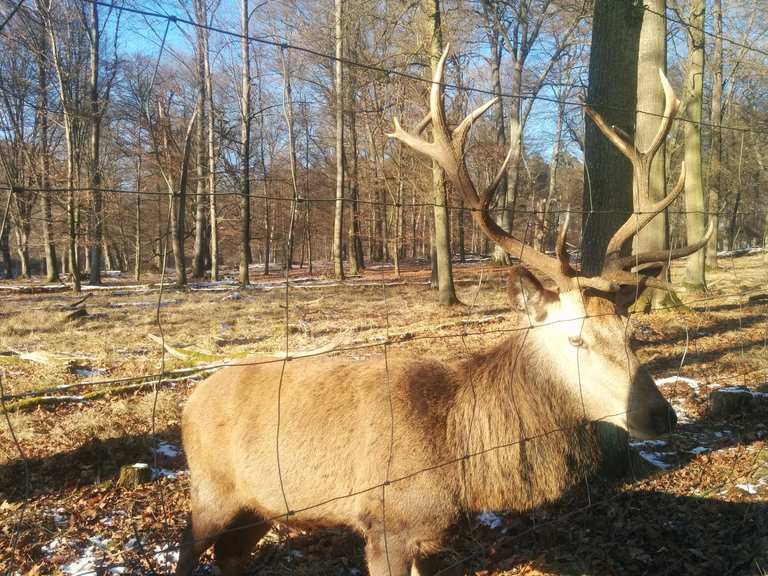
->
(239, 0), (251, 286)
(632, 0), (676, 311)
(680, 0), (707, 289)
(706, 0), (723, 268)
(332, 0), (345, 279)
(423, 0), (458, 306)
(581, 0), (641, 275)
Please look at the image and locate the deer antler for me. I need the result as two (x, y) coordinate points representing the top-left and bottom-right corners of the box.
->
(387, 44), (615, 293)
(585, 68), (714, 290)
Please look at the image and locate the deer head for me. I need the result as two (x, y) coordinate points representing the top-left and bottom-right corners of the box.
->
(388, 45), (712, 438)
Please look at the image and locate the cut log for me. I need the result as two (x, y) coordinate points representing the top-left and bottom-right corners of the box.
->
(117, 463), (151, 489)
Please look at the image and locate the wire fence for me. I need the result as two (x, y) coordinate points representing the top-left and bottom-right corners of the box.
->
(1, 1), (768, 575)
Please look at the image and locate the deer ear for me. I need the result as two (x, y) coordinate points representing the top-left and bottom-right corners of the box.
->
(508, 266), (558, 321)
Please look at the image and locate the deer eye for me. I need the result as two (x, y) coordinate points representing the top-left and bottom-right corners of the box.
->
(568, 335), (584, 347)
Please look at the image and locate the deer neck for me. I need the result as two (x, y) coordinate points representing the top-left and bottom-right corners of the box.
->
(447, 330), (602, 514)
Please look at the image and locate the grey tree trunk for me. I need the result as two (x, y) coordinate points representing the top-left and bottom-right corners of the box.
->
(195, 0), (218, 280)
(255, 53), (271, 276)
(191, 12), (208, 279)
(581, 0), (641, 275)
(37, 34), (57, 282)
(87, 0), (102, 285)
(135, 153), (141, 282)
(280, 48), (300, 271)
(683, 0), (707, 289)
(239, 0), (251, 286)
(633, 0), (676, 310)
(333, 0), (345, 279)
(706, 0), (722, 268)
(424, 0), (458, 305)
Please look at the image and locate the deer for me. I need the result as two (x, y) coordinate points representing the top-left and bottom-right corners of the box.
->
(174, 45), (712, 576)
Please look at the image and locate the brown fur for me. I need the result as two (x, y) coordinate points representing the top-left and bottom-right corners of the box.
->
(175, 302), (612, 576)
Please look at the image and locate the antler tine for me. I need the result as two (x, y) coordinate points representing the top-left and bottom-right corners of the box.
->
(584, 106), (639, 164)
(555, 210), (578, 277)
(642, 69), (680, 158)
(428, 44), (453, 148)
(604, 162), (686, 264)
(609, 218), (714, 272)
(452, 97), (498, 154)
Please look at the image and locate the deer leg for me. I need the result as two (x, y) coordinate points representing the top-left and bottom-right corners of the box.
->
(411, 554), (463, 576)
(364, 531), (412, 576)
(174, 510), (220, 576)
(213, 510), (271, 576)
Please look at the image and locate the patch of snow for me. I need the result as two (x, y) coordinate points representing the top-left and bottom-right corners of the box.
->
(736, 483), (760, 495)
(72, 367), (107, 378)
(42, 537), (65, 554)
(124, 538), (140, 551)
(153, 441), (180, 458)
(222, 292), (242, 301)
(132, 462), (149, 469)
(151, 468), (184, 480)
(61, 538), (121, 576)
(655, 376), (700, 392)
(630, 439), (668, 448)
(153, 544), (179, 568)
(477, 511), (503, 529)
(718, 386), (768, 398)
(671, 401), (691, 423)
(638, 451), (675, 470)
(52, 508), (68, 527)
(689, 446), (710, 455)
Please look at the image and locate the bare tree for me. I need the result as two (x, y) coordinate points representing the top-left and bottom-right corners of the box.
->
(423, 0), (458, 305)
(238, 0), (251, 286)
(333, 0), (345, 279)
(680, 0), (707, 289)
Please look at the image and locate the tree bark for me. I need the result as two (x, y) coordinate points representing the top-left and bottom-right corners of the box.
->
(191, 10), (208, 279)
(581, 0), (641, 275)
(333, 0), (345, 279)
(239, 0), (251, 286)
(633, 0), (677, 310)
(280, 49), (300, 271)
(423, 0), (458, 306)
(683, 0), (707, 289)
(37, 31), (57, 282)
(706, 0), (722, 268)
(87, 0), (102, 285)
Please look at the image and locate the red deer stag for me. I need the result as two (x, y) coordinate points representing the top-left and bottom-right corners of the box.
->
(175, 46), (711, 576)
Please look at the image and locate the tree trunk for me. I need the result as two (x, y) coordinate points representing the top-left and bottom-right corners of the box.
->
(706, 0), (722, 269)
(239, 0), (251, 286)
(88, 0), (102, 285)
(38, 35), (57, 282)
(683, 0), (707, 289)
(333, 0), (345, 279)
(195, 0), (218, 280)
(191, 14), (209, 279)
(280, 49), (300, 271)
(633, 0), (678, 310)
(347, 82), (364, 274)
(135, 155), (141, 282)
(424, 0), (458, 305)
(581, 0), (641, 275)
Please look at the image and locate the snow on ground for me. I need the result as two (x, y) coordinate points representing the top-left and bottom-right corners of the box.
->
(477, 511), (504, 530)
(153, 441), (181, 458)
(655, 375), (701, 392)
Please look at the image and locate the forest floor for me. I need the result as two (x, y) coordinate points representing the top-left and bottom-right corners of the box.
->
(1, 253), (767, 575)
